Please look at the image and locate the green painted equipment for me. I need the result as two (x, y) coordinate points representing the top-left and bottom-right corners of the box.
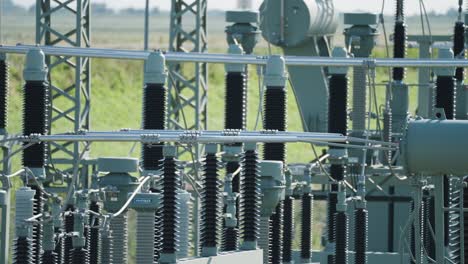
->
(99, 157), (139, 264)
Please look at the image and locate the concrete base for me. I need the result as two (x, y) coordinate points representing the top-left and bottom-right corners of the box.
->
(179, 249), (263, 264)
(291, 250), (409, 264)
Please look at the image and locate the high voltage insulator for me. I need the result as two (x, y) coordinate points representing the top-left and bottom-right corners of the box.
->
(240, 143), (260, 250)
(354, 208), (368, 264)
(99, 158), (139, 264)
(201, 144), (221, 257)
(423, 192), (435, 260)
(454, 21), (465, 82)
(328, 74), (348, 136)
(153, 199), (162, 262)
(22, 49), (49, 174)
(327, 190), (338, 251)
(71, 248), (88, 264)
(383, 108), (393, 165)
(99, 229), (113, 264)
(392, 21), (407, 81)
(50, 196), (64, 264)
(42, 216), (57, 264)
(392, 0), (407, 82)
(225, 46), (247, 132)
(109, 214), (128, 264)
(160, 146), (181, 264)
(327, 48), (350, 264)
(222, 162), (240, 251)
(0, 56), (9, 133)
(301, 193), (313, 262)
(334, 211), (348, 264)
(463, 180), (468, 262)
(177, 191), (191, 259)
(395, 0), (405, 20)
(282, 196), (294, 262)
(436, 77), (456, 119)
(28, 185), (44, 264)
(21, 49), (49, 264)
(223, 44), (247, 251)
(142, 52), (168, 263)
(14, 237), (33, 264)
(41, 251), (57, 264)
(63, 205), (75, 262)
(142, 51), (168, 172)
(263, 56), (288, 264)
(53, 226), (64, 264)
(88, 201), (100, 264)
(435, 49), (456, 120)
(270, 203), (283, 264)
(129, 192), (161, 264)
(14, 187), (35, 264)
(72, 195), (89, 264)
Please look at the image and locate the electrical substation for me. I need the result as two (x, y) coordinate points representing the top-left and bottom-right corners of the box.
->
(2, 0), (468, 263)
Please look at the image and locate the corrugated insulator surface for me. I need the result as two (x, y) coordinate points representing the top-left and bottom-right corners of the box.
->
(225, 72), (247, 130)
(71, 248), (88, 264)
(14, 236), (33, 264)
(201, 153), (221, 249)
(395, 0), (405, 20)
(64, 205), (75, 262)
(354, 208), (368, 264)
(436, 76), (456, 120)
(54, 227), (64, 264)
(392, 21), (407, 81)
(109, 214), (128, 264)
(454, 22), (465, 82)
(263, 87), (287, 162)
(282, 196), (294, 262)
(334, 212), (348, 264)
(161, 156), (180, 256)
(41, 251), (57, 264)
(226, 161), (241, 250)
(99, 231), (113, 264)
(423, 193), (435, 260)
(328, 192), (338, 243)
(222, 227), (238, 251)
(240, 149), (260, 243)
(270, 202), (283, 264)
(142, 83), (167, 171)
(328, 74), (348, 135)
(28, 185), (44, 264)
(383, 109), (393, 165)
(22, 81), (49, 168)
(0, 60), (9, 131)
(463, 181), (468, 263)
(88, 202), (100, 264)
(301, 193), (313, 261)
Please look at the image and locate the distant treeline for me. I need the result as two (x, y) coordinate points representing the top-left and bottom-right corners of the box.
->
(3, 0), (161, 15)
(3, 0), (462, 18)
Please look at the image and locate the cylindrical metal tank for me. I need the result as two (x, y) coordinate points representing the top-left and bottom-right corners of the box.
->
(259, 0), (338, 47)
(402, 118), (468, 175)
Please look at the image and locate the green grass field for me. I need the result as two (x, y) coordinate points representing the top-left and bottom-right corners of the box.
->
(1, 10), (456, 262)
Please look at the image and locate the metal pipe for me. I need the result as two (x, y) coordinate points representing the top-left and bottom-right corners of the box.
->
(144, 0), (150, 51)
(16, 129), (397, 145)
(2, 45), (468, 68)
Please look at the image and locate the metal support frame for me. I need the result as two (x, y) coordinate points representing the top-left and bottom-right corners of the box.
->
(3, 45), (468, 68)
(35, 0), (91, 183)
(168, 0), (208, 134)
(407, 35), (451, 119)
(168, 0), (207, 256)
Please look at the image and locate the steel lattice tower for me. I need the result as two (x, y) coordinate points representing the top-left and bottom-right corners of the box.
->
(168, 0), (208, 256)
(35, 0), (91, 183)
(168, 0), (208, 135)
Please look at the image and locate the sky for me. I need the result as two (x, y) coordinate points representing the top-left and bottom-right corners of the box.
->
(12, 0), (452, 15)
